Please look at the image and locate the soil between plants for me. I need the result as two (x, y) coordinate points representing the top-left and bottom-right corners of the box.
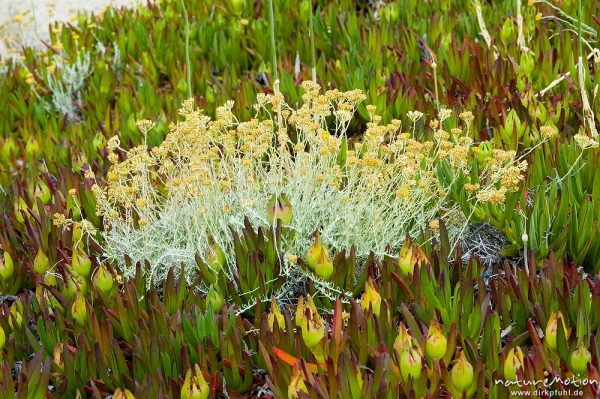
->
(0, 0), (142, 59)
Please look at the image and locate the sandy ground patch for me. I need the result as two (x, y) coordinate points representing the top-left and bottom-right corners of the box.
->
(0, 0), (142, 59)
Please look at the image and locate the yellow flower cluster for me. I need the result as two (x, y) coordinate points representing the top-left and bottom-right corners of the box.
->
(540, 125), (558, 140)
(476, 187), (508, 205)
(574, 133), (599, 149)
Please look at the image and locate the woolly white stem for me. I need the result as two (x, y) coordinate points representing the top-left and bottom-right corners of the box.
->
(516, 0), (533, 54)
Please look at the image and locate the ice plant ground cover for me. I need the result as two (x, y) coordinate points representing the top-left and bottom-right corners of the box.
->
(1, 0), (600, 397)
